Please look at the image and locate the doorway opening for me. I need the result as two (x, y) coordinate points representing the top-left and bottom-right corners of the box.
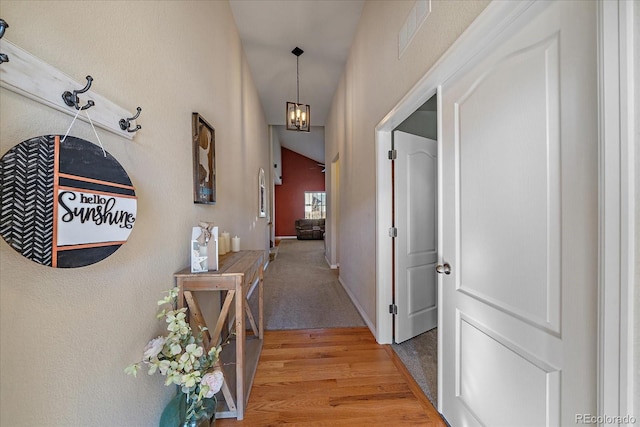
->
(328, 155), (340, 269)
(389, 93), (439, 407)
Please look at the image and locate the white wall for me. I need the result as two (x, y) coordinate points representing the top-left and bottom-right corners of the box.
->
(0, 1), (269, 426)
(325, 0), (490, 331)
(274, 125), (325, 164)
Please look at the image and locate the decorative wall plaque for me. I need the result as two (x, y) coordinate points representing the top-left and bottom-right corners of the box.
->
(192, 113), (216, 204)
(0, 135), (137, 268)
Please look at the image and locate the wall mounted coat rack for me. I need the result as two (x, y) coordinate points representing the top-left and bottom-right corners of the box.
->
(0, 38), (140, 140)
(62, 75), (95, 111)
(120, 107), (142, 133)
(0, 19), (9, 63)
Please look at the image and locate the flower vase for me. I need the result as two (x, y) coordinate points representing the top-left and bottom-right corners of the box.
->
(159, 393), (216, 427)
(181, 418), (211, 427)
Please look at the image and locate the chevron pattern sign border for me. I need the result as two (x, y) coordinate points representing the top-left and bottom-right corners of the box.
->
(0, 135), (137, 268)
(0, 135), (54, 265)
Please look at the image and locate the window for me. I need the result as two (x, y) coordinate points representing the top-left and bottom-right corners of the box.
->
(304, 192), (326, 219)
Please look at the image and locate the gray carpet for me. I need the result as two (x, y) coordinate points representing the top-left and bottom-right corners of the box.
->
(392, 328), (438, 408)
(249, 239), (366, 330)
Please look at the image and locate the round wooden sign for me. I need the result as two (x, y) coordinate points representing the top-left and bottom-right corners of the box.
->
(0, 135), (137, 268)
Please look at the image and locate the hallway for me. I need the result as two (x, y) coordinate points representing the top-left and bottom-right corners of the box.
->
(249, 238), (439, 413)
(251, 239), (365, 330)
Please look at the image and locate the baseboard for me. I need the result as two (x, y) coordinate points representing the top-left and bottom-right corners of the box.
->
(275, 235), (297, 239)
(338, 276), (377, 337)
(325, 255), (339, 269)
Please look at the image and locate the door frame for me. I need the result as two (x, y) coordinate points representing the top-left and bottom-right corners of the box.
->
(327, 153), (340, 269)
(374, 0), (635, 417)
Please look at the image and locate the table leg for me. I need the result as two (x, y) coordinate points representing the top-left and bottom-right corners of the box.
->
(259, 264), (264, 340)
(235, 275), (245, 420)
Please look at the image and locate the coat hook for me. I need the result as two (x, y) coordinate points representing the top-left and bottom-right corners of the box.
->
(0, 19), (9, 64)
(62, 75), (95, 110)
(119, 107), (142, 133)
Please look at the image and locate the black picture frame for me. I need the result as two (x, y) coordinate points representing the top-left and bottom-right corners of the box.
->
(192, 113), (216, 204)
(259, 168), (266, 218)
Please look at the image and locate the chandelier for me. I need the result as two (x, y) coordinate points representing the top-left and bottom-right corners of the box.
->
(286, 47), (310, 132)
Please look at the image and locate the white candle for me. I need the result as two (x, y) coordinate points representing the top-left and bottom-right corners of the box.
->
(231, 236), (240, 252)
(225, 234), (231, 253)
(220, 232), (230, 255)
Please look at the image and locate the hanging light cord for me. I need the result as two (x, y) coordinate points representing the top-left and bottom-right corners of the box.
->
(296, 55), (300, 105)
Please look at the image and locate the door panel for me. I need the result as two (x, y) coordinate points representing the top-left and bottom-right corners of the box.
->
(457, 33), (561, 334)
(440, 1), (597, 425)
(394, 131), (437, 344)
(458, 315), (559, 427)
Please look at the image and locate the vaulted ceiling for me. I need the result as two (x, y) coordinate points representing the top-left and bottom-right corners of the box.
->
(229, 0), (365, 163)
(229, 0), (365, 127)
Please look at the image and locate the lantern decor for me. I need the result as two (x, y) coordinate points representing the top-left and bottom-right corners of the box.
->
(286, 46), (310, 132)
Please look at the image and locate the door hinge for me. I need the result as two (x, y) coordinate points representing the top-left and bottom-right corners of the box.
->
(388, 149), (397, 160)
(389, 227), (397, 238)
(389, 304), (398, 315)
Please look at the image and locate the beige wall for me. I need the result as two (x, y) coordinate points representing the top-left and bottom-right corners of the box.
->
(0, 1), (269, 426)
(325, 0), (490, 329)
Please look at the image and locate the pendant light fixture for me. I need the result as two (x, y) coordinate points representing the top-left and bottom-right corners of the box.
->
(286, 47), (310, 132)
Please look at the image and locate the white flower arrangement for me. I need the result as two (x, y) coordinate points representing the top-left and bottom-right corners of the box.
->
(126, 287), (223, 425)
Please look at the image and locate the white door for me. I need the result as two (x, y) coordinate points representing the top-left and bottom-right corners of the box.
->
(439, 1), (597, 425)
(394, 131), (438, 344)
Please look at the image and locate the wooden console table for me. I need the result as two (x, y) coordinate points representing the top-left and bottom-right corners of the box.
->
(174, 250), (265, 420)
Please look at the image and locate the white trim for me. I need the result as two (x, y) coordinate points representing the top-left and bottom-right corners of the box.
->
(374, 0), (634, 417)
(375, 129), (394, 344)
(328, 153), (340, 268)
(597, 0), (636, 422)
(436, 84), (444, 409)
(324, 256), (339, 270)
(619, 0), (636, 417)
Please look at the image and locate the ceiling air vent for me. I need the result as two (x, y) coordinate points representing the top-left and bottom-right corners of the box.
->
(398, 0), (431, 58)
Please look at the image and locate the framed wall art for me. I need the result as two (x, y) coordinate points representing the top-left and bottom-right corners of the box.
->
(258, 167), (266, 218)
(192, 113), (216, 204)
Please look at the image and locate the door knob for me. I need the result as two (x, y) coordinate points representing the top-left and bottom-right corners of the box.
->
(436, 263), (451, 275)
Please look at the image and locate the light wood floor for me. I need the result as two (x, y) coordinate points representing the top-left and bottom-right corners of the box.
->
(216, 327), (446, 426)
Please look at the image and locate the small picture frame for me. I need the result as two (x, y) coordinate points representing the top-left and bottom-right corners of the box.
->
(259, 168), (266, 218)
(192, 113), (216, 204)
